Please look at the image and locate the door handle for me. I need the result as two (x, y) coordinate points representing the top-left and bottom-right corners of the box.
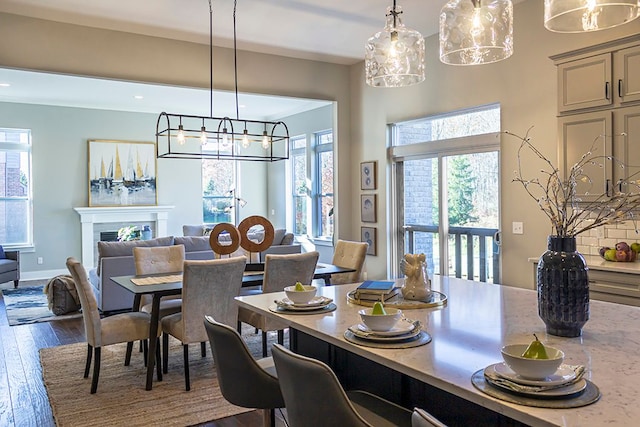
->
(605, 81), (610, 100)
(619, 79), (623, 98)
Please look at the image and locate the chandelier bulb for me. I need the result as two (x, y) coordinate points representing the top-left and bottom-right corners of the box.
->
(177, 124), (186, 145)
(222, 128), (229, 147)
(262, 131), (270, 149)
(200, 126), (207, 145)
(242, 129), (250, 148)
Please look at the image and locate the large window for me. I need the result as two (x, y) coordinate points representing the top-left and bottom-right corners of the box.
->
(314, 131), (333, 239)
(0, 128), (32, 247)
(290, 136), (308, 235)
(202, 159), (235, 224)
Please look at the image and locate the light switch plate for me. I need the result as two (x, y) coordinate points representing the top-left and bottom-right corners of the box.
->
(512, 222), (524, 235)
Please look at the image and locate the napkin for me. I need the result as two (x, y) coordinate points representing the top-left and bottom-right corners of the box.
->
(484, 364), (585, 393)
(274, 296), (333, 308)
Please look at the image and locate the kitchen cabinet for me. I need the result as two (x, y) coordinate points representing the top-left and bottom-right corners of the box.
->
(614, 45), (640, 104)
(612, 106), (640, 191)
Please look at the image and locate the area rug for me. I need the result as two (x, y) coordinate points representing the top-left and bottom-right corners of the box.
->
(2, 285), (82, 326)
(40, 330), (287, 426)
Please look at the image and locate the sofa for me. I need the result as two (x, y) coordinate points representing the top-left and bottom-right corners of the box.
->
(89, 236), (215, 313)
(0, 246), (20, 288)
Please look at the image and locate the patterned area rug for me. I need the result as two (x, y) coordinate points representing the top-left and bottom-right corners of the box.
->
(2, 285), (82, 326)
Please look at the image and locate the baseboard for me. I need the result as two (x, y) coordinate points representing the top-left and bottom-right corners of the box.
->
(20, 268), (68, 281)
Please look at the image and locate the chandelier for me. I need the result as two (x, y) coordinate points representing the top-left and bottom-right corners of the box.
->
(544, 0), (640, 33)
(155, 0), (289, 161)
(439, 0), (514, 66)
(364, 0), (425, 87)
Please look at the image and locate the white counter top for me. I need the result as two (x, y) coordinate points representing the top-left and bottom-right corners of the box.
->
(530, 254), (640, 274)
(237, 276), (640, 427)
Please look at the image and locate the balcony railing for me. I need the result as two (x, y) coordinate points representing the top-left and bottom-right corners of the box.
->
(404, 224), (500, 284)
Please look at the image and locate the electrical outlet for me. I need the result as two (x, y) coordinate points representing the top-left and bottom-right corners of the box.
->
(37, 257), (44, 265)
(512, 222), (524, 235)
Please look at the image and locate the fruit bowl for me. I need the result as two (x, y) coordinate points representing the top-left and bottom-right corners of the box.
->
(599, 242), (639, 262)
(359, 307), (402, 331)
(284, 285), (317, 304)
(501, 344), (564, 380)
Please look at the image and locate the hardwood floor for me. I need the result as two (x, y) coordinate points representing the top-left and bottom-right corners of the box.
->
(0, 281), (272, 427)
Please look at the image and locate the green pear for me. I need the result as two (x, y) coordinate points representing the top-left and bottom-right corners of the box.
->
(294, 281), (305, 291)
(631, 243), (640, 254)
(521, 334), (549, 359)
(371, 301), (387, 315)
(604, 248), (618, 262)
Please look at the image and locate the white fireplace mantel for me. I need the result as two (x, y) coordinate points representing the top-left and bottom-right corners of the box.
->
(74, 206), (174, 268)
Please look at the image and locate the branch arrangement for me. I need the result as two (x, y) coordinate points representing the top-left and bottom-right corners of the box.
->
(509, 128), (640, 237)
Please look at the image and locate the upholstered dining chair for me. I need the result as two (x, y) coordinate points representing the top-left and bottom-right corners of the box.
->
(161, 256), (247, 391)
(238, 251), (319, 357)
(329, 239), (368, 285)
(411, 408), (448, 427)
(271, 344), (413, 427)
(66, 257), (159, 394)
(204, 316), (285, 427)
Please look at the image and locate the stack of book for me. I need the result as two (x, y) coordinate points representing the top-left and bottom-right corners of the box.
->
(354, 280), (399, 302)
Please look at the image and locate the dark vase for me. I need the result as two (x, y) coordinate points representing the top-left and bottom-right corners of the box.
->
(537, 236), (589, 337)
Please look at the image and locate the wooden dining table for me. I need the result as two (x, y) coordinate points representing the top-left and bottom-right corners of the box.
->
(234, 276), (640, 426)
(110, 262), (356, 390)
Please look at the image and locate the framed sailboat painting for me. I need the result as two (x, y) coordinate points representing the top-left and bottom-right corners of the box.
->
(88, 139), (157, 206)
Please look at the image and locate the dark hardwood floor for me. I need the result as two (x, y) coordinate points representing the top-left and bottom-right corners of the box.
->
(0, 281), (267, 427)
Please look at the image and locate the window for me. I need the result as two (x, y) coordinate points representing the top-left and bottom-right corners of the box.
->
(0, 128), (32, 247)
(202, 159), (235, 224)
(314, 131), (333, 239)
(290, 136), (308, 235)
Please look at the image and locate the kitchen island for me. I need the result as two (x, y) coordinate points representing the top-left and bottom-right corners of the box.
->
(236, 276), (640, 426)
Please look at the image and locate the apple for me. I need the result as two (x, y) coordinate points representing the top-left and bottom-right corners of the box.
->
(616, 250), (628, 261)
(616, 242), (630, 252)
(599, 246), (610, 258)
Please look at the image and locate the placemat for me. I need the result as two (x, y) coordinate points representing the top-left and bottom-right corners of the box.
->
(131, 274), (183, 286)
(343, 329), (432, 348)
(268, 302), (337, 315)
(471, 370), (601, 408)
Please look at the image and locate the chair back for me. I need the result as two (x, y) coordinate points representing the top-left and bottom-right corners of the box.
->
(66, 257), (102, 347)
(204, 316), (284, 409)
(262, 251), (319, 293)
(331, 239), (368, 285)
(271, 344), (370, 427)
(411, 408), (447, 427)
(180, 256), (246, 343)
(133, 244), (185, 275)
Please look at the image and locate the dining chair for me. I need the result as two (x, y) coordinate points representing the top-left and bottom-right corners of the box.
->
(271, 344), (413, 427)
(329, 239), (368, 285)
(411, 408), (448, 427)
(66, 257), (160, 394)
(238, 251), (319, 357)
(133, 244), (185, 316)
(161, 256), (247, 391)
(204, 316), (285, 427)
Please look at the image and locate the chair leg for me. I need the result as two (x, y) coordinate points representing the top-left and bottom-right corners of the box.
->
(143, 339), (148, 367)
(90, 347), (101, 394)
(277, 330), (284, 345)
(13, 279), (18, 289)
(201, 341), (206, 357)
(124, 342), (133, 366)
(139, 340), (143, 353)
(263, 409), (275, 427)
(156, 338), (162, 381)
(84, 344), (93, 378)
(162, 333), (169, 374)
(262, 331), (268, 357)
(183, 344), (190, 391)
(237, 320), (242, 334)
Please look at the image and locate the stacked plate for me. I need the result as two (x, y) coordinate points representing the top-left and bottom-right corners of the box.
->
(483, 362), (587, 398)
(347, 319), (422, 343)
(274, 296), (334, 312)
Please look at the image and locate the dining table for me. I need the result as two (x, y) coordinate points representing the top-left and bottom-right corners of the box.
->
(234, 275), (640, 427)
(110, 262), (356, 390)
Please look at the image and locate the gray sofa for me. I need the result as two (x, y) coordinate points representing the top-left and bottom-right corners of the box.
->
(89, 236), (215, 313)
(0, 246), (20, 288)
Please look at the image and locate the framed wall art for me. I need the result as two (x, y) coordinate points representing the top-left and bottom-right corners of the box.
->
(361, 226), (377, 256)
(360, 161), (377, 190)
(360, 194), (377, 223)
(88, 139), (157, 207)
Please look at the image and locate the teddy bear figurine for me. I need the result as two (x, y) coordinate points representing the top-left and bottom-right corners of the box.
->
(400, 253), (431, 301)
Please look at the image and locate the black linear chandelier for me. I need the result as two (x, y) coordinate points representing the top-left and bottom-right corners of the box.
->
(155, 0), (289, 161)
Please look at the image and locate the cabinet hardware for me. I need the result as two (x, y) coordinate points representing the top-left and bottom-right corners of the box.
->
(618, 79), (623, 98)
(605, 179), (611, 197)
(605, 81), (610, 100)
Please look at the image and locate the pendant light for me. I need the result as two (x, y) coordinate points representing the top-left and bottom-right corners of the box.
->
(440, 0), (513, 66)
(544, 0), (640, 33)
(156, 0), (289, 161)
(365, 0), (425, 87)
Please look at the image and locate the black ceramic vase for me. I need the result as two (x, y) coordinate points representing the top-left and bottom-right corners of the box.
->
(537, 236), (589, 337)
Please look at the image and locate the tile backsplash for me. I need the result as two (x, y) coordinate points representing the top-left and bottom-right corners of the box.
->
(576, 221), (640, 256)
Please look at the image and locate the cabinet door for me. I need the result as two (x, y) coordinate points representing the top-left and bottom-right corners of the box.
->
(558, 53), (612, 113)
(558, 111), (612, 201)
(614, 45), (640, 104)
(613, 106), (640, 193)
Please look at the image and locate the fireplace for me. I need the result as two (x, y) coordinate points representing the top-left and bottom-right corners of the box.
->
(74, 206), (174, 268)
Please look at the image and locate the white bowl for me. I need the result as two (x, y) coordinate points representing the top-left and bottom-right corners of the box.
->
(359, 307), (402, 332)
(500, 344), (565, 380)
(284, 285), (317, 304)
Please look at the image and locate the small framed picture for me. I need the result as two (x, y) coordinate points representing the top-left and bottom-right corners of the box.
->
(360, 161), (377, 190)
(361, 226), (377, 256)
(361, 194), (377, 223)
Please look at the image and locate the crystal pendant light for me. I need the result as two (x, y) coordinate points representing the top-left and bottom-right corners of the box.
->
(365, 1), (425, 87)
(440, 0), (513, 66)
(544, 0), (639, 32)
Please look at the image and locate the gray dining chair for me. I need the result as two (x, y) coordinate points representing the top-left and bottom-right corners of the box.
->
(237, 251), (319, 357)
(133, 244), (185, 316)
(271, 344), (413, 427)
(204, 316), (285, 427)
(329, 239), (368, 285)
(66, 257), (160, 393)
(411, 408), (448, 427)
(161, 256), (246, 391)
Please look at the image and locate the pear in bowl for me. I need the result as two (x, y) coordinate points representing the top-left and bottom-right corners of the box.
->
(284, 282), (317, 304)
(359, 303), (402, 332)
(501, 335), (564, 380)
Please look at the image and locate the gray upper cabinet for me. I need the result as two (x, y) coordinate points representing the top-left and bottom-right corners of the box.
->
(614, 45), (640, 105)
(558, 53), (612, 113)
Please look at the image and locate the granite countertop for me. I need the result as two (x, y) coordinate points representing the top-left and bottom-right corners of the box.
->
(529, 255), (640, 275)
